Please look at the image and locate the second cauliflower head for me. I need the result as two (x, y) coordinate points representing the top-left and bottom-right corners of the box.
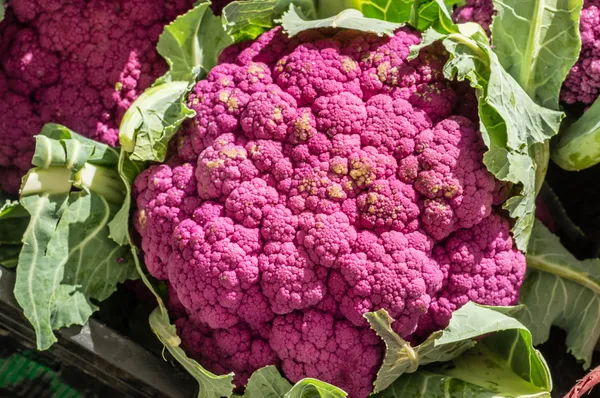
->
(0, 0), (197, 193)
(133, 26), (526, 397)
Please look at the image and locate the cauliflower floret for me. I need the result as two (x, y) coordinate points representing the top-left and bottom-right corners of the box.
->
(177, 318), (279, 388)
(133, 163), (201, 280)
(270, 310), (382, 398)
(417, 213), (526, 335)
(336, 230), (442, 337)
(134, 26), (526, 397)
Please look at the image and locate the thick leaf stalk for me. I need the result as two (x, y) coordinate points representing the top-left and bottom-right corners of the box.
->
(74, 163), (125, 204)
(489, 0), (582, 191)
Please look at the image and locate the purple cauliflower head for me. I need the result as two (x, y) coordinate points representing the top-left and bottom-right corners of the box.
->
(454, 0), (600, 106)
(134, 26), (526, 397)
(0, 0), (196, 193)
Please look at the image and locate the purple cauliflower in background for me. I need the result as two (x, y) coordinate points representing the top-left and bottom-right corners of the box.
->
(134, 26), (526, 397)
(454, 0), (600, 105)
(0, 0), (198, 193)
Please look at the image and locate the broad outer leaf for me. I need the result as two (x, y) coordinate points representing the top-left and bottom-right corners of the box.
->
(353, 0), (459, 30)
(118, 81), (194, 161)
(372, 371), (498, 397)
(157, 1), (233, 81)
(244, 366), (293, 398)
(410, 23), (563, 251)
(15, 193), (70, 349)
(352, 0), (419, 23)
(279, 5), (403, 37)
(383, 335), (551, 397)
(491, 0), (583, 110)
(364, 310), (473, 392)
(48, 192), (136, 302)
(520, 220), (600, 368)
(365, 303), (550, 393)
(14, 127), (137, 350)
(149, 307), (235, 398)
(242, 366), (348, 398)
(223, 0), (317, 42)
(285, 378), (347, 398)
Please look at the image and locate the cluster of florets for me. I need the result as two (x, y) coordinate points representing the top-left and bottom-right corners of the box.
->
(454, 0), (600, 105)
(134, 26), (526, 397)
(0, 0), (194, 192)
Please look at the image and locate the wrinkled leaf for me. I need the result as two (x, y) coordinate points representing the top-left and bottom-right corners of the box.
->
(353, 0), (459, 30)
(366, 303), (551, 393)
(372, 371), (500, 397)
(244, 366), (293, 398)
(14, 125), (137, 350)
(365, 310), (472, 391)
(520, 220), (600, 368)
(279, 5), (403, 37)
(223, 0), (317, 42)
(410, 23), (563, 251)
(149, 306), (235, 398)
(119, 81), (195, 161)
(243, 366), (347, 398)
(157, 1), (233, 81)
(285, 378), (347, 398)
(490, 0), (582, 190)
(491, 0), (583, 110)
(376, 332), (551, 398)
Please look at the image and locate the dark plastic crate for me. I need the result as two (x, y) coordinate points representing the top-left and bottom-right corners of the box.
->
(0, 265), (196, 398)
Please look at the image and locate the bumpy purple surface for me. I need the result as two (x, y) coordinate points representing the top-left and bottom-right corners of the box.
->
(134, 26), (525, 397)
(0, 0), (194, 192)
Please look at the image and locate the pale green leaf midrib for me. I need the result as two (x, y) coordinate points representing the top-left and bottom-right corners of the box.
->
(526, 254), (600, 296)
(24, 196), (48, 335)
(520, 0), (544, 98)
